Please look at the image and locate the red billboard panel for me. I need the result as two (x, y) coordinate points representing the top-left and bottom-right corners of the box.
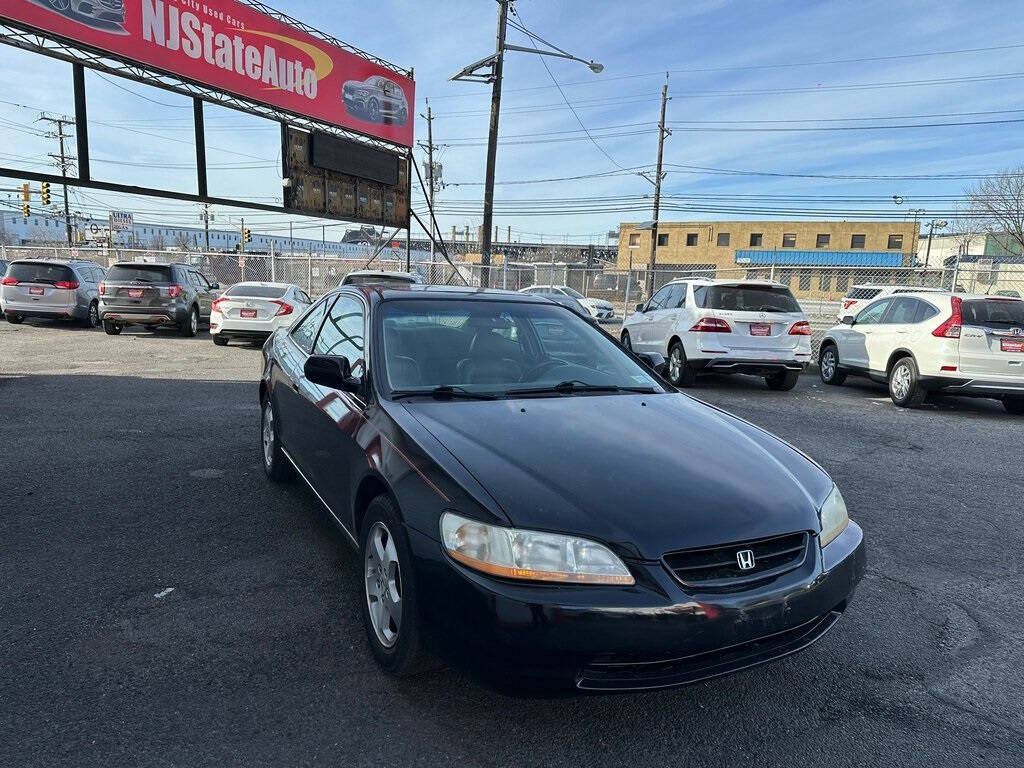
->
(2, 0), (414, 147)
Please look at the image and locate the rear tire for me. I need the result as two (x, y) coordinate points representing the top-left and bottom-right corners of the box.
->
(668, 341), (697, 387)
(261, 396), (292, 482)
(1004, 397), (1024, 415)
(889, 356), (927, 408)
(620, 330), (632, 350)
(766, 369), (800, 391)
(819, 343), (847, 386)
(359, 495), (429, 677)
(213, 334), (228, 347)
(102, 320), (122, 335)
(180, 306), (199, 337)
(6, 313), (23, 325)
(85, 301), (100, 328)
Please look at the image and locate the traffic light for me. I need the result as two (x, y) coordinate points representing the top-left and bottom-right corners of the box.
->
(21, 204), (30, 218)
(40, 182), (51, 206)
(243, 228), (251, 243)
(20, 182), (30, 202)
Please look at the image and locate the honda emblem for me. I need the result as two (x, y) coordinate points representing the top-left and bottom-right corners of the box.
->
(736, 549), (756, 570)
(1011, 327), (1022, 336)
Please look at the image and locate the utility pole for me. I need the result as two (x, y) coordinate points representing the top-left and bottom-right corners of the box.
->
(38, 114), (74, 245)
(240, 217), (245, 253)
(426, 104), (436, 260)
(646, 82), (669, 297)
(478, 0), (510, 288)
(202, 203), (211, 251)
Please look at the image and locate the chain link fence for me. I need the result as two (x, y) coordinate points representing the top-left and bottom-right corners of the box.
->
(4, 244), (1022, 359)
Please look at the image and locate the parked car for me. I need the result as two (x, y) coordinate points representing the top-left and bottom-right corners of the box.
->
(838, 284), (946, 321)
(210, 282), (312, 346)
(259, 284), (865, 691)
(518, 284), (615, 322)
(819, 292), (1024, 412)
(44, 0), (125, 25)
(995, 289), (1021, 298)
(98, 262), (221, 337)
(1, 258), (106, 327)
(340, 270), (422, 288)
(341, 76), (409, 125)
(620, 279), (812, 390)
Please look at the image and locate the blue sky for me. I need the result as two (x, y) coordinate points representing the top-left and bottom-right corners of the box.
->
(2, 0), (1024, 245)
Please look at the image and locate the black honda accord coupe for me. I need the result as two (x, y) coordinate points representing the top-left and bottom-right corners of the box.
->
(259, 284), (866, 691)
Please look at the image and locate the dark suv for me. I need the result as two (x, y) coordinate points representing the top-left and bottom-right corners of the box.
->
(98, 262), (222, 337)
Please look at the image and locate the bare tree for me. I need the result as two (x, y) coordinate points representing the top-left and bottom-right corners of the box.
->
(173, 231), (194, 251)
(149, 233), (166, 251)
(946, 204), (982, 258)
(966, 166), (1024, 257)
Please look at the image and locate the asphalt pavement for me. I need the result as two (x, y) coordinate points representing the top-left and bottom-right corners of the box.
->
(1, 318), (1021, 768)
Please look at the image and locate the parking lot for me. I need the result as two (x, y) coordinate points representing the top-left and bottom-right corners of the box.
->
(1, 318), (1021, 768)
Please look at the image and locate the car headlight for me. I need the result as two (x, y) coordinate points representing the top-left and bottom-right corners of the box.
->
(819, 484), (850, 548)
(440, 512), (634, 585)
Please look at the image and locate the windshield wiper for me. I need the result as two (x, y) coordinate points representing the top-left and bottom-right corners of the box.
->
(505, 379), (656, 397)
(391, 385), (499, 401)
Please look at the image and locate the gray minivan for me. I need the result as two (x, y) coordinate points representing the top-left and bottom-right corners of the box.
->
(98, 262), (222, 337)
(1, 258), (106, 327)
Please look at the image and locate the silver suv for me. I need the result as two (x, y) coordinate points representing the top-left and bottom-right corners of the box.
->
(98, 262), (222, 337)
(2, 258), (106, 327)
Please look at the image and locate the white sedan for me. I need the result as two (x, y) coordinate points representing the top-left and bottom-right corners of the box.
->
(518, 285), (615, 321)
(210, 282), (312, 346)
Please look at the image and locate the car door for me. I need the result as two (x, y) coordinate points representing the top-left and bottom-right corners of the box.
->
(840, 298), (893, 370)
(301, 291), (369, 508)
(633, 284), (672, 352)
(195, 271), (220, 319)
(275, 297), (332, 474)
(871, 298), (920, 373)
(652, 283), (685, 350)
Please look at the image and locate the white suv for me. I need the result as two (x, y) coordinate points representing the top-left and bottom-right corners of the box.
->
(620, 279), (812, 390)
(839, 284), (946, 321)
(819, 292), (1024, 412)
(519, 285), (615, 322)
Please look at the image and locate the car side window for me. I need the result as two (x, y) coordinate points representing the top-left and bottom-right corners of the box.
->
(197, 272), (212, 289)
(290, 298), (330, 354)
(914, 300), (940, 323)
(693, 285), (708, 307)
(855, 299), (892, 326)
(299, 291), (312, 304)
(671, 283), (687, 308)
(313, 294), (366, 377)
(883, 297), (919, 325)
(648, 285), (673, 311)
(186, 270), (201, 289)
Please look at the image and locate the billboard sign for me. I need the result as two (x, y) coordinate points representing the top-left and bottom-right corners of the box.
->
(1, 0), (414, 147)
(109, 210), (134, 231)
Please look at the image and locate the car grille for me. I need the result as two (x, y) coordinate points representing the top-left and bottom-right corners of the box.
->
(663, 531), (809, 590)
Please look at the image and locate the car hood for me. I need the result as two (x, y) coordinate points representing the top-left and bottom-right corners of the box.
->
(401, 393), (831, 559)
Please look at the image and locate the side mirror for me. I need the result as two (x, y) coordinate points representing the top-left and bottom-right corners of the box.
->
(304, 355), (361, 392)
(209, 282), (220, 290)
(635, 352), (668, 376)
(635, 302), (646, 312)
(840, 315), (855, 326)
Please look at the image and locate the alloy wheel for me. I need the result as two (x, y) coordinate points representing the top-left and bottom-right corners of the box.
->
(88, 303), (99, 327)
(891, 364), (911, 401)
(669, 347), (683, 382)
(821, 349), (836, 380)
(364, 522), (402, 648)
(190, 310), (198, 335)
(262, 400), (274, 468)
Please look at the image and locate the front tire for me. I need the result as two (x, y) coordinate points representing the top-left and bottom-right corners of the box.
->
(180, 306), (199, 337)
(1004, 397), (1024, 415)
(668, 341), (697, 387)
(889, 356), (927, 408)
(360, 495), (428, 677)
(261, 396), (292, 482)
(819, 343), (847, 386)
(766, 369), (800, 391)
(102, 320), (122, 335)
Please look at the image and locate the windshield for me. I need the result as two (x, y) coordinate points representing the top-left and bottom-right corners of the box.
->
(7, 262), (75, 284)
(697, 284), (801, 312)
(105, 264), (172, 283)
(962, 299), (1024, 326)
(225, 284), (288, 298)
(378, 299), (662, 397)
(846, 287), (882, 300)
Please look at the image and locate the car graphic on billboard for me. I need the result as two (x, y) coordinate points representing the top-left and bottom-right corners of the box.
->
(342, 76), (409, 125)
(36, 0), (125, 31)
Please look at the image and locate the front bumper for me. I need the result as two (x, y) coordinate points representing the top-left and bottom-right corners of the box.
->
(409, 520), (865, 692)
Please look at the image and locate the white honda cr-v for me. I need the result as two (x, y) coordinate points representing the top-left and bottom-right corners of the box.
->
(818, 292), (1024, 412)
(620, 279), (812, 390)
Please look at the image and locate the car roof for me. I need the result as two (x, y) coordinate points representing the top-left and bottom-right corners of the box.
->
(850, 284), (943, 291)
(663, 277), (788, 288)
(231, 281), (295, 288)
(335, 284), (549, 304)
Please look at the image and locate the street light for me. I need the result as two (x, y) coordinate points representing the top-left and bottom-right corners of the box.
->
(450, 0), (602, 287)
